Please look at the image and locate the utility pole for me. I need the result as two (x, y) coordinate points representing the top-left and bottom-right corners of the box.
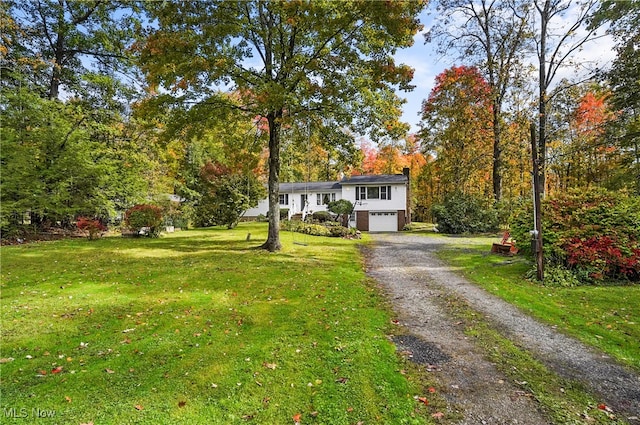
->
(530, 123), (544, 281)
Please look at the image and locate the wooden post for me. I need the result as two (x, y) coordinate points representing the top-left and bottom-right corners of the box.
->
(530, 123), (544, 281)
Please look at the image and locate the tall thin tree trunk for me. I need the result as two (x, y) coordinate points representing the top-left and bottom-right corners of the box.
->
(538, 13), (547, 198)
(492, 105), (502, 202)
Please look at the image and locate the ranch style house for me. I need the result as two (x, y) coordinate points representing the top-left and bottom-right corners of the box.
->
(245, 169), (411, 232)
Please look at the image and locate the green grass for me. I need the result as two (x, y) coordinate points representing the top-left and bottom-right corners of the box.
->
(1, 223), (435, 425)
(436, 237), (640, 371)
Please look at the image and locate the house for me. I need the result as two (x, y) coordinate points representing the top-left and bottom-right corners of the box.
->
(244, 169), (411, 232)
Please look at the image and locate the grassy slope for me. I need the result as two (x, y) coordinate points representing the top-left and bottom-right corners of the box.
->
(1, 223), (434, 425)
(435, 237), (640, 371)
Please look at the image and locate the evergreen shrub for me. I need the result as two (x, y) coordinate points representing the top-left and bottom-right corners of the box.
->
(432, 192), (499, 234)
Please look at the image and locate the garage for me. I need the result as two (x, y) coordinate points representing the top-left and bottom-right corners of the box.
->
(369, 211), (398, 232)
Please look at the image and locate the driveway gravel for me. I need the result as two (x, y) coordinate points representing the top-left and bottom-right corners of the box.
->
(363, 233), (640, 425)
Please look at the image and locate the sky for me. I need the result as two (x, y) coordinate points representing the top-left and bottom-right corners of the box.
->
(393, 5), (618, 135)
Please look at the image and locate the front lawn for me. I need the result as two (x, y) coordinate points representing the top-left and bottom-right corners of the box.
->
(436, 238), (640, 371)
(1, 223), (433, 424)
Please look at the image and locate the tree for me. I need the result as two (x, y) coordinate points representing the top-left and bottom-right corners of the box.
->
(1, 1), (153, 236)
(426, 0), (531, 202)
(419, 66), (494, 201)
(193, 162), (266, 229)
(8, 0), (139, 100)
(328, 199), (354, 227)
(533, 0), (603, 195)
(590, 0), (640, 193)
(138, 1), (425, 251)
(545, 84), (616, 192)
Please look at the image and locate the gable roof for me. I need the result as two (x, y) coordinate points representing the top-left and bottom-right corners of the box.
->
(340, 174), (408, 185)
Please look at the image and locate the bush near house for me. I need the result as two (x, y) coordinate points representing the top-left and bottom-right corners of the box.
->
(281, 220), (359, 238)
(124, 204), (163, 237)
(511, 188), (640, 284)
(310, 210), (333, 223)
(432, 192), (499, 234)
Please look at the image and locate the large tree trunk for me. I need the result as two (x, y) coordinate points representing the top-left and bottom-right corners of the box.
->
(261, 111), (283, 252)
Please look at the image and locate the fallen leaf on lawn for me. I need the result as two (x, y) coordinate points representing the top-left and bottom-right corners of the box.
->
(263, 362), (277, 370)
(178, 400), (187, 408)
(65, 395), (72, 403)
(292, 413), (302, 423)
(38, 370), (48, 376)
(346, 407), (354, 412)
(51, 366), (63, 374)
(134, 404), (144, 411)
(0, 358), (15, 363)
(417, 396), (429, 405)
(428, 387), (436, 393)
(597, 404), (613, 412)
(432, 412), (445, 419)
(336, 377), (348, 384)
(105, 368), (115, 374)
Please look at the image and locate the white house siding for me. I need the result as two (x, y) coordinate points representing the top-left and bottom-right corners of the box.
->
(340, 174), (408, 232)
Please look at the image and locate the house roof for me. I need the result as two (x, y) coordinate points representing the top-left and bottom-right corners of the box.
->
(340, 174), (408, 185)
(279, 181), (342, 192)
(278, 174), (407, 192)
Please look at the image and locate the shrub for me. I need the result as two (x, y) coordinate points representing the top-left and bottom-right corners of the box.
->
(76, 217), (106, 240)
(281, 219), (358, 238)
(124, 204), (163, 237)
(431, 192), (499, 234)
(282, 220), (331, 236)
(511, 188), (640, 283)
(311, 211), (333, 223)
(327, 199), (354, 226)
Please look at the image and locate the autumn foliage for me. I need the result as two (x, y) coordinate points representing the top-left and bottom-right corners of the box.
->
(511, 188), (640, 283)
(76, 217), (107, 240)
(124, 204), (164, 237)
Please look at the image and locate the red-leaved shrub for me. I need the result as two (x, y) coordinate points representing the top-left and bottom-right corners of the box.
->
(76, 217), (107, 240)
(124, 204), (163, 237)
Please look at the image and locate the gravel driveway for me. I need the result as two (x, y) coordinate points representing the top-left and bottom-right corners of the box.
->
(363, 233), (640, 425)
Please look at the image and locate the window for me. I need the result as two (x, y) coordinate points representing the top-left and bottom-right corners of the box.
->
(355, 186), (391, 200)
(316, 193), (335, 205)
(381, 186), (391, 200)
(279, 193), (289, 205)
